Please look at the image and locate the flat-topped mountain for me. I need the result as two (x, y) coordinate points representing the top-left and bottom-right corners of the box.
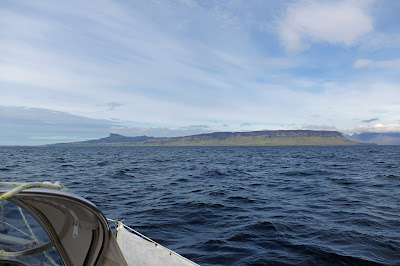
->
(51, 130), (359, 146)
(174, 130), (342, 140)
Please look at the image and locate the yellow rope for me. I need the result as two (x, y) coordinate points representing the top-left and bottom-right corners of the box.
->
(0, 181), (68, 202)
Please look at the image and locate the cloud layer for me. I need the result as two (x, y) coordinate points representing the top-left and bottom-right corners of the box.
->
(1, 0), (400, 144)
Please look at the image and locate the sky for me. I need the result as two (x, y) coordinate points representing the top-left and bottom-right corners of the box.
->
(1, 0), (400, 145)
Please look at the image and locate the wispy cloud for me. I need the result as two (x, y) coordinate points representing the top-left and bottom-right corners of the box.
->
(362, 118), (379, 123)
(105, 102), (123, 111)
(354, 58), (400, 70)
(300, 124), (338, 131)
(181, 125), (210, 131)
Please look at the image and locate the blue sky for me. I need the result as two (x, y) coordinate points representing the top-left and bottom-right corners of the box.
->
(1, 0), (400, 145)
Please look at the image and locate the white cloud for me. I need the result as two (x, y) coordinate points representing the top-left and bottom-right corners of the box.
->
(353, 123), (400, 133)
(300, 124), (338, 131)
(353, 59), (373, 68)
(279, 0), (373, 53)
(177, 0), (197, 8)
(354, 58), (400, 70)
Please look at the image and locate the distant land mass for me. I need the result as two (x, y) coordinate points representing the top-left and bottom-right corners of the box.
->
(50, 130), (360, 146)
(82, 133), (156, 143)
(345, 132), (400, 145)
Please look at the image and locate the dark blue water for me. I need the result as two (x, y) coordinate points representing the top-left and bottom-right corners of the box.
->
(1, 146), (399, 265)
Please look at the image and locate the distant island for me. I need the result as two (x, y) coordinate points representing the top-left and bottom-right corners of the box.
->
(50, 130), (360, 146)
(345, 132), (400, 145)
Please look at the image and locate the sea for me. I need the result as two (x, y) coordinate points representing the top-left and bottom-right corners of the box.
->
(1, 145), (399, 265)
